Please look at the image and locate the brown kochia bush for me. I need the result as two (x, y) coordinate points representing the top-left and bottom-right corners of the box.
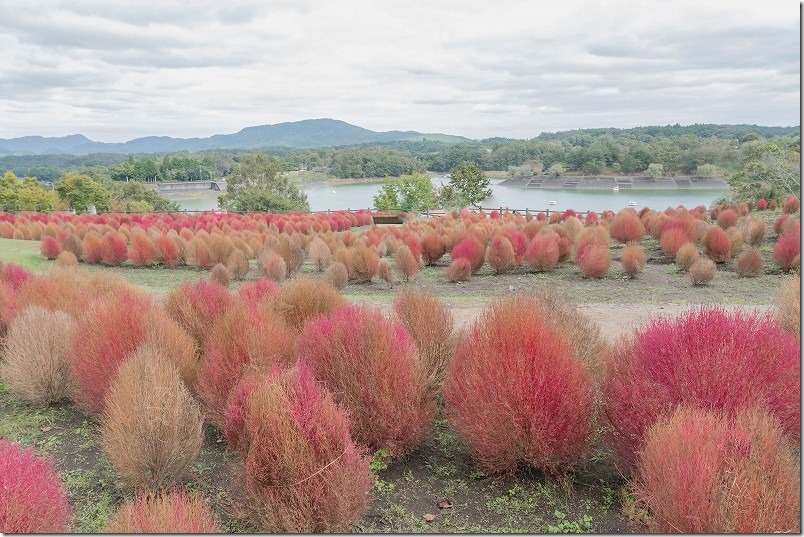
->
(735, 247), (763, 277)
(377, 258), (394, 288)
(689, 257), (716, 285)
(226, 249), (250, 280)
(629, 406), (800, 533)
(393, 289), (456, 398)
(0, 307), (76, 404)
(55, 251), (78, 267)
(486, 235), (517, 274)
(620, 243), (646, 278)
(443, 294), (595, 475)
(232, 363), (373, 532)
(103, 489), (222, 533)
(209, 264), (231, 288)
(101, 345), (203, 490)
(776, 276), (800, 337)
(675, 242), (699, 272)
(258, 249), (288, 282)
(445, 258), (472, 282)
(275, 236), (305, 276)
(394, 245), (419, 281)
(306, 236), (332, 271)
(350, 243), (380, 282)
(323, 261), (348, 290)
(164, 279), (234, 356)
(271, 278), (346, 331)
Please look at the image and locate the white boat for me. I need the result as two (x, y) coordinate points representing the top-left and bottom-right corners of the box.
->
(548, 200), (557, 205)
(628, 200), (637, 206)
(612, 186), (619, 192)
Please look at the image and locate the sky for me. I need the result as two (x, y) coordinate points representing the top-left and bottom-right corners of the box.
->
(0, 0), (799, 142)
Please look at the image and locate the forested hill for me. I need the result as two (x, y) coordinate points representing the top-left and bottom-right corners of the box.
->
(0, 119), (471, 155)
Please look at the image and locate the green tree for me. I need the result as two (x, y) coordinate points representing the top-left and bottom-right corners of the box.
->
(440, 162), (491, 208)
(728, 142), (800, 201)
(646, 163), (665, 179)
(373, 172), (436, 211)
(55, 172), (110, 213)
(695, 164), (718, 178)
(0, 171), (58, 211)
(218, 153), (309, 212)
(548, 162), (566, 178)
(108, 180), (180, 212)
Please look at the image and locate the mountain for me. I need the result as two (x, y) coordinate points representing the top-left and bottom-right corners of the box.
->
(0, 119), (472, 155)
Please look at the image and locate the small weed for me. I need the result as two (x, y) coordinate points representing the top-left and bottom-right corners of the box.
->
(469, 469), (486, 480)
(547, 510), (592, 533)
(370, 448), (396, 493)
(425, 459), (457, 479)
(600, 486), (615, 511)
(486, 484), (539, 517)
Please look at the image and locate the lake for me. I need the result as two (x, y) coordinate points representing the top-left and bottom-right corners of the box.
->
(162, 175), (727, 214)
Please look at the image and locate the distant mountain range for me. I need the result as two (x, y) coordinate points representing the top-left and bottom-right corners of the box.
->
(0, 119), (472, 155)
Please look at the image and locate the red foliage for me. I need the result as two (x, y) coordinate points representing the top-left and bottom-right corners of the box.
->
(298, 304), (435, 457)
(420, 233), (446, 265)
(69, 289), (154, 413)
(0, 440), (72, 533)
(103, 489), (221, 533)
(81, 232), (105, 263)
(199, 303), (296, 427)
(575, 244), (611, 278)
(128, 233), (159, 266)
(658, 227), (690, 257)
(450, 237), (486, 273)
(486, 235), (516, 274)
(773, 227), (801, 271)
(602, 305), (801, 472)
(782, 195), (800, 214)
(445, 258), (472, 282)
(609, 211), (645, 244)
(154, 233), (181, 268)
(716, 208), (739, 229)
(735, 247), (763, 277)
(235, 362), (373, 532)
(164, 279), (234, 354)
(102, 232), (129, 266)
(0, 262), (34, 291)
(443, 295), (595, 475)
(632, 406), (800, 533)
(702, 226), (732, 262)
(525, 233), (560, 271)
(621, 243), (646, 278)
(756, 198), (768, 210)
(238, 278), (280, 307)
(40, 235), (61, 260)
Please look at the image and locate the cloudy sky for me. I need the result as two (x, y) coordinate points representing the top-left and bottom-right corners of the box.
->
(0, 0), (799, 142)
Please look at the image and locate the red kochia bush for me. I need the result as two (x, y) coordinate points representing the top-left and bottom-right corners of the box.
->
(102, 232), (129, 266)
(445, 258), (472, 282)
(525, 233), (560, 271)
(658, 227), (690, 257)
(602, 306), (801, 472)
(702, 225), (731, 262)
(164, 279), (234, 354)
(69, 289), (154, 413)
(609, 210), (645, 244)
(773, 225), (801, 271)
(756, 197), (768, 210)
(234, 363), (373, 532)
(451, 237), (486, 273)
(40, 235), (61, 259)
(782, 195), (800, 214)
(716, 208), (739, 229)
(298, 304), (435, 457)
(443, 295), (595, 475)
(621, 243), (646, 278)
(420, 233), (446, 265)
(103, 489), (222, 533)
(0, 440), (72, 533)
(631, 406), (800, 533)
(575, 244), (611, 279)
(0, 262), (34, 291)
(486, 234), (516, 274)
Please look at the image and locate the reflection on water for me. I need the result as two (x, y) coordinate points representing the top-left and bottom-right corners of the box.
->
(163, 176), (727, 214)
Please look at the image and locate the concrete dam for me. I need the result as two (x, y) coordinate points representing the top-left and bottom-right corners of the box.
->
(157, 181), (224, 192)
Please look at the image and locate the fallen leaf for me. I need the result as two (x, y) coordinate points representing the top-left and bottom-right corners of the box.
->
(423, 513), (436, 523)
(436, 498), (453, 509)
(41, 426), (52, 433)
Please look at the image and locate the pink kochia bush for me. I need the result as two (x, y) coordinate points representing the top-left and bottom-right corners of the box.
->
(443, 294), (596, 475)
(298, 304), (436, 457)
(231, 363), (373, 532)
(602, 306), (801, 472)
(0, 440), (72, 533)
(103, 488), (222, 533)
(631, 406), (800, 533)
(450, 237), (486, 273)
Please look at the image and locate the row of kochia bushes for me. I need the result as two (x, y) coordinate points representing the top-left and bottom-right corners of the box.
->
(0, 260), (800, 533)
(4, 196), (803, 289)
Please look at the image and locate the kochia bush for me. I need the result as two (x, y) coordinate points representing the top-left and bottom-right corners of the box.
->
(602, 305), (801, 472)
(609, 210), (645, 244)
(103, 489), (221, 533)
(0, 440), (72, 533)
(298, 304), (435, 457)
(451, 237), (486, 274)
(443, 295), (595, 475)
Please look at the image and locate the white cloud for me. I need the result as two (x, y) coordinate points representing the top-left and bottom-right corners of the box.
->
(0, 0), (798, 142)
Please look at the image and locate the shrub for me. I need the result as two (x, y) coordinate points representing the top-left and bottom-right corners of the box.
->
(103, 489), (221, 533)
(716, 208), (738, 229)
(102, 345), (203, 490)
(735, 247), (763, 277)
(420, 233), (446, 265)
(323, 261), (348, 290)
(0, 440), (72, 533)
(689, 257), (716, 285)
(81, 231), (105, 263)
(393, 289), (455, 398)
(155, 233), (181, 268)
(630, 406), (800, 533)
(745, 218), (767, 246)
(525, 233), (560, 271)
(258, 250), (288, 282)
(451, 237), (485, 273)
(658, 227), (689, 257)
(620, 243), (646, 278)
(185, 236), (212, 269)
(144, 306), (200, 391)
(393, 245), (418, 281)
(702, 226), (731, 262)
(208, 234), (236, 266)
(602, 305), (801, 472)
(306, 236), (332, 271)
(199, 303), (296, 427)
(164, 279), (234, 354)
(1, 307), (75, 404)
(575, 244), (611, 279)
(235, 363), (373, 532)
(773, 228), (801, 271)
(69, 289), (155, 413)
(782, 195), (800, 214)
(377, 258), (394, 288)
(102, 232), (129, 266)
(275, 237), (305, 276)
(55, 250), (78, 267)
(756, 197), (768, 210)
(298, 304), (435, 457)
(40, 235), (61, 259)
(237, 278), (280, 307)
(486, 235), (516, 274)
(674, 242), (699, 271)
(350, 243), (379, 282)
(445, 258), (472, 282)
(0, 262), (34, 291)
(225, 249), (249, 280)
(443, 295), (595, 475)
(272, 278), (345, 330)
(776, 276), (800, 337)
(61, 233), (83, 259)
(209, 264), (231, 288)
(609, 211), (645, 244)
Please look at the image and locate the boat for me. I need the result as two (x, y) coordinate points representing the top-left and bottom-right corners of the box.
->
(612, 186), (619, 192)
(628, 200), (637, 206)
(548, 200), (557, 205)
